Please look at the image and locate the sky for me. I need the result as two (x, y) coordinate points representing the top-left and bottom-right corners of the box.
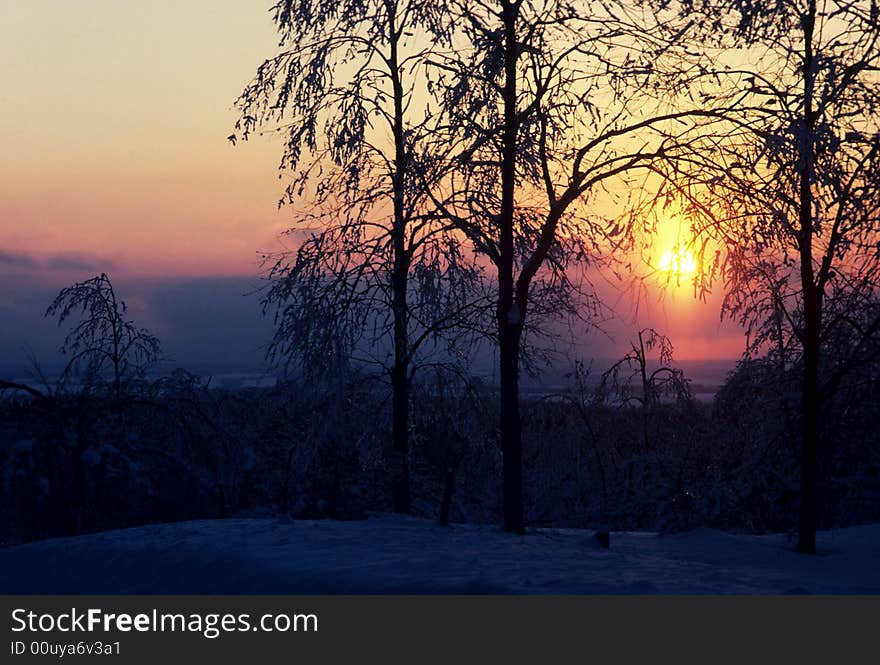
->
(0, 0), (285, 275)
(0, 0), (745, 377)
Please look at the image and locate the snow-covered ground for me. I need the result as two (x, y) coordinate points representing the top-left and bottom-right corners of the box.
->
(1, 514), (878, 594)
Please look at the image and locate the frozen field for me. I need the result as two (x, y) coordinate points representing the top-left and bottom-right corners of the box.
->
(1, 514), (878, 594)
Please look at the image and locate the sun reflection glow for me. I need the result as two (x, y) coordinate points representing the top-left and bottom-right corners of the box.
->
(657, 246), (697, 279)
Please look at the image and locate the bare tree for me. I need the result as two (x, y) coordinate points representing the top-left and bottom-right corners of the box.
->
(598, 328), (692, 409)
(35, 273), (161, 533)
(233, 1), (486, 513)
(428, 0), (719, 532)
(46, 273), (161, 400)
(666, 0), (880, 552)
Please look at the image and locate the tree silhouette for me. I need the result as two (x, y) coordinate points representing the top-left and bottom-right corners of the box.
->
(599, 329), (692, 410)
(667, 0), (880, 552)
(47, 273), (161, 400)
(428, 0), (718, 532)
(233, 1), (486, 513)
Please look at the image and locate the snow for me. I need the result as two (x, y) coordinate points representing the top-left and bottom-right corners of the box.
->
(1, 514), (878, 594)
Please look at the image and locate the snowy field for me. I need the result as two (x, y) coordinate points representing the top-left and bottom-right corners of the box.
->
(1, 514), (878, 594)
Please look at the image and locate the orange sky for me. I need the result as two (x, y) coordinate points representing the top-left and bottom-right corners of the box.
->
(0, 0), (744, 361)
(0, 0), (287, 276)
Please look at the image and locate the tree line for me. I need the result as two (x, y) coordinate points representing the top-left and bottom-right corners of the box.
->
(1, 0), (877, 555)
(228, 0), (880, 554)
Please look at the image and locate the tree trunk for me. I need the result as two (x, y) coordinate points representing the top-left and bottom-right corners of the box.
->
(391, 310), (410, 513)
(499, 317), (525, 533)
(497, 0), (525, 534)
(389, 8), (411, 514)
(798, 313), (820, 554)
(796, 2), (820, 555)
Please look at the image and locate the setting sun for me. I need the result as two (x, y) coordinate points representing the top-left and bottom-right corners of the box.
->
(658, 246), (697, 278)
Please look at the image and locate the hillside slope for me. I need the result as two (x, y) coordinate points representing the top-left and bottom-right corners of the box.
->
(2, 515), (878, 594)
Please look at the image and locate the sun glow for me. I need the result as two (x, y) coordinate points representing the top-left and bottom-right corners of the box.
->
(657, 246), (697, 278)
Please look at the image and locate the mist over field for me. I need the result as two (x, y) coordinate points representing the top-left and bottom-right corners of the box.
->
(0, 259), (740, 391)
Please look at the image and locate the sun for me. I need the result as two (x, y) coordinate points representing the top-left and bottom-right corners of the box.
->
(644, 208), (701, 284)
(657, 245), (697, 279)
